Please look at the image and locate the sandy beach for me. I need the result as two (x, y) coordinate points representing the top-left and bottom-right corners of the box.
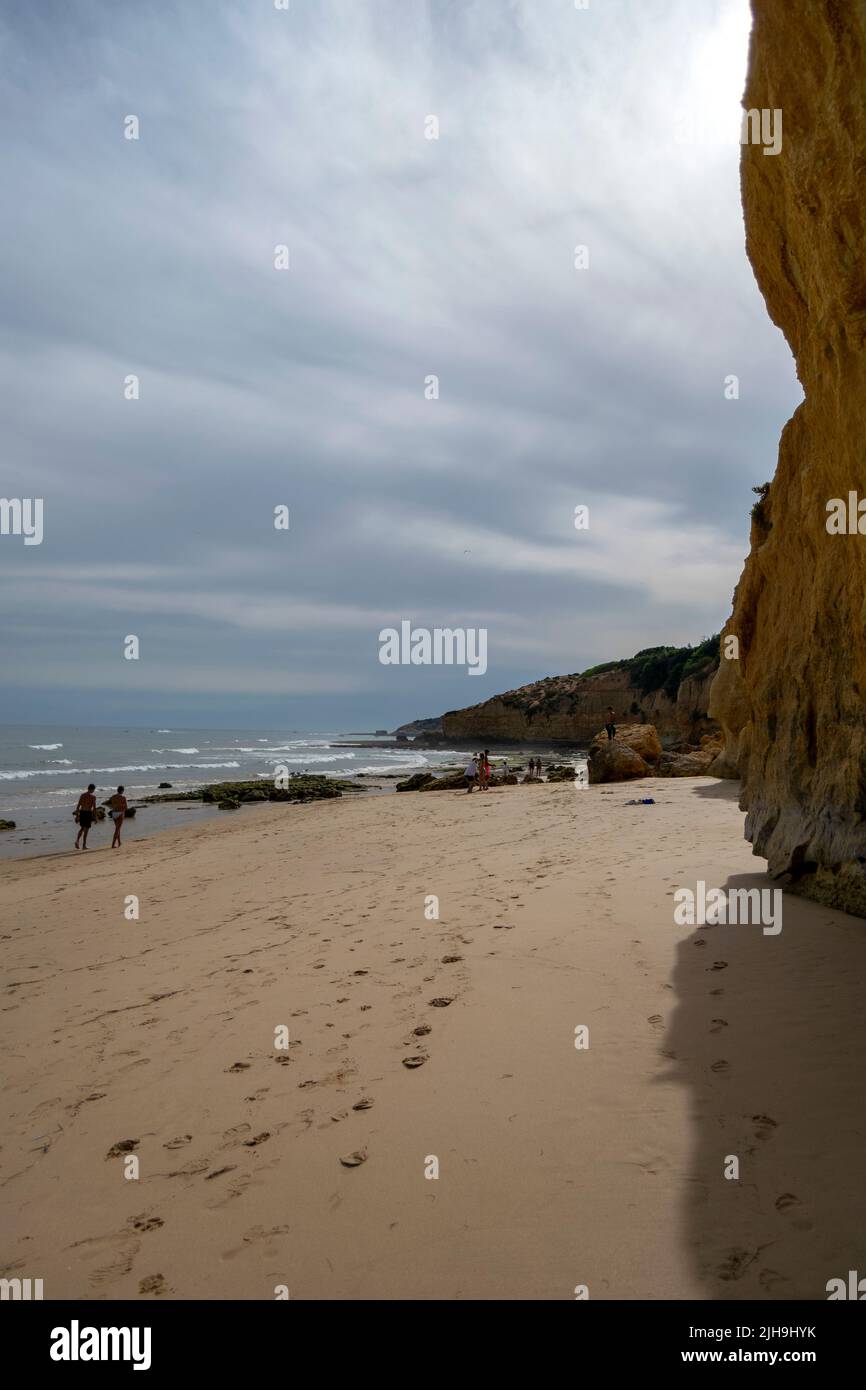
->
(2, 776), (864, 1301)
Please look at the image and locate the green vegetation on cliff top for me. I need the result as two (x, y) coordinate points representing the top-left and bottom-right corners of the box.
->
(444, 636), (720, 720)
(581, 635), (721, 702)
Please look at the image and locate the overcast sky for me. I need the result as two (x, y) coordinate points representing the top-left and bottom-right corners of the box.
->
(0, 0), (800, 730)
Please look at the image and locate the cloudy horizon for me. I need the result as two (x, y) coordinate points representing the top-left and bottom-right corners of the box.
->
(1, 0), (800, 730)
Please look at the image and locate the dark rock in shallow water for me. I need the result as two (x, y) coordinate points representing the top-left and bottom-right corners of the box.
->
(546, 765), (577, 782)
(0, 819), (16, 830)
(158, 781), (172, 788)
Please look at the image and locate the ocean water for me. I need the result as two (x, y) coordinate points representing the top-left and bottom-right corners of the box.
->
(0, 724), (451, 859)
(0, 725), (587, 859)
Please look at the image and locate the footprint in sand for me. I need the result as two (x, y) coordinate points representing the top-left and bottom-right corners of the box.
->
(242, 1132), (270, 1147)
(129, 1215), (164, 1233)
(402, 1055), (427, 1068)
(710, 1059), (730, 1074)
(163, 1134), (192, 1150)
(693, 939), (706, 947)
(225, 1061), (251, 1073)
(759, 1267), (789, 1292)
(139, 1273), (168, 1296)
(412, 1024), (432, 1037)
(339, 1148), (368, 1167)
(710, 1018), (728, 1033)
(715, 1247), (758, 1282)
(775, 1192), (813, 1230)
(647, 1014), (664, 1031)
(352, 1097), (374, 1111)
(67, 1232), (141, 1288)
(752, 1114), (778, 1141)
(708, 961), (728, 972)
(105, 1138), (139, 1159)
(430, 997), (453, 1007)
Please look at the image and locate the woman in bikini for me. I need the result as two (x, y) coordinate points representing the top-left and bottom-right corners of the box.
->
(108, 785), (128, 848)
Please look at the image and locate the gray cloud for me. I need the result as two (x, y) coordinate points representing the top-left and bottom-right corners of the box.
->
(0, 0), (800, 727)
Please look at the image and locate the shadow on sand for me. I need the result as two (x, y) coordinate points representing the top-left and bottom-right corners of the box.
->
(663, 782), (866, 1299)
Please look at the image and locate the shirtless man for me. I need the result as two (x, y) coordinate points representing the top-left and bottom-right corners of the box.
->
(75, 783), (98, 850)
(108, 784), (128, 848)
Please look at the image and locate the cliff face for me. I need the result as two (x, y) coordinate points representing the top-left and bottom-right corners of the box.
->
(442, 660), (717, 744)
(710, 0), (866, 913)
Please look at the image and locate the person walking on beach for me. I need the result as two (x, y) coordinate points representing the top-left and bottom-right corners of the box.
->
(108, 785), (128, 848)
(463, 755), (478, 793)
(74, 783), (97, 850)
(605, 707), (617, 741)
(481, 749), (492, 791)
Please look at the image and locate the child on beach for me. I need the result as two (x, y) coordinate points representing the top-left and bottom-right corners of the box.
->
(74, 783), (97, 850)
(463, 756), (478, 792)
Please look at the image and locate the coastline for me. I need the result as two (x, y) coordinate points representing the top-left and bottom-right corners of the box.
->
(3, 776), (863, 1300)
(0, 742), (588, 862)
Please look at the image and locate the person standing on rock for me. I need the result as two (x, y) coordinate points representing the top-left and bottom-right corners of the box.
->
(605, 707), (617, 741)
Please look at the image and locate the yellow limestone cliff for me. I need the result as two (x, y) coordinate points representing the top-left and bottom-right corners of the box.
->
(710, 0), (866, 913)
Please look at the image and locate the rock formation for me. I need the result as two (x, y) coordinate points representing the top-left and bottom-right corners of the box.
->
(442, 641), (719, 745)
(709, 0), (866, 914)
(588, 725), (723, 784)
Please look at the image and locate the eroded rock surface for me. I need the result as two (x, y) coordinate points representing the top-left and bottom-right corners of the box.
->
(710, 0), (866, 913)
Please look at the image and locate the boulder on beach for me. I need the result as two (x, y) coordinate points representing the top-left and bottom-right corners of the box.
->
(396, 772), (436, 792)
(657, 749), (717, 777)
(218, 799), (240, 810)
(0, 819), (16, 831)
(588, 722), (661, 784)
(588, 742), (652, 784)
(423, 771), (468, 791)
(545, 764), (577, 782)
(589, 723), (662, 766)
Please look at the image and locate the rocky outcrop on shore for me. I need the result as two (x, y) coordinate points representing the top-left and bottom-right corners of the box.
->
(144, 776), (354, 806)
(709, 0), (866, 914)
(588, 725), (723, 785)
(441, 640), (719, 745)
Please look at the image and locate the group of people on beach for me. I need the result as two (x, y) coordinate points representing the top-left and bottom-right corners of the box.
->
(74, 784), (128, 850)
(463, 750), (495, 792)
